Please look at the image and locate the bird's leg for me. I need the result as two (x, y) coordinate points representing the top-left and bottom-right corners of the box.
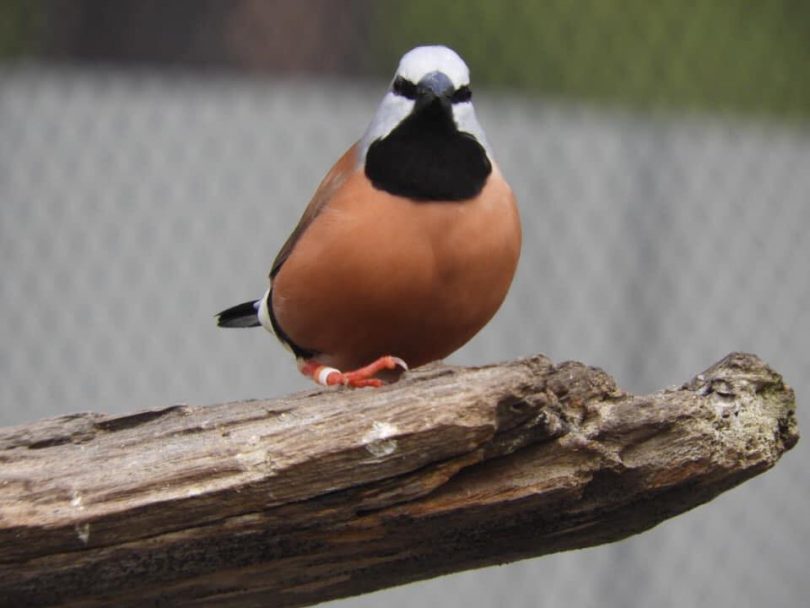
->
(298, 356), (408, 388)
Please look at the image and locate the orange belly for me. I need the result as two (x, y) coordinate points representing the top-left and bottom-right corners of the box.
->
(271, 167), (521, 370)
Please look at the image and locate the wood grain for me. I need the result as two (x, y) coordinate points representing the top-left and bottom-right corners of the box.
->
(0, 353), (799, 607)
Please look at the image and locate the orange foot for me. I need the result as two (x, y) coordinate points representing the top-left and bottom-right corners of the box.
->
(299, 356), (408, 388)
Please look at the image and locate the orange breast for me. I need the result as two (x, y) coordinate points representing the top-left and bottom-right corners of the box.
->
(271, 165), (521, 370)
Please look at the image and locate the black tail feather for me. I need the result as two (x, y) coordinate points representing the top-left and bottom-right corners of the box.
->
(216, 300), (261, 328)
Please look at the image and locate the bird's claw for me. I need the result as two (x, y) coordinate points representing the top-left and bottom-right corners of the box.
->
(300, 355), (408, 388)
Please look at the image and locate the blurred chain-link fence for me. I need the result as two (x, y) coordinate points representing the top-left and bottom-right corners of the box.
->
(1, 2), (808, 607)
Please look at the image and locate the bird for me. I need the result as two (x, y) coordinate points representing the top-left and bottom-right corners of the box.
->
(216, 45), (521, 388)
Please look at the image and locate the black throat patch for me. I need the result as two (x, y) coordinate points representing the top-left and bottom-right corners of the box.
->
(365, 100), (492, 201)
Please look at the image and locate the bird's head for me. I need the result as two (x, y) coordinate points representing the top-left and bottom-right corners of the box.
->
(392, 46), (470, 109)
(359, 45), (490, 165)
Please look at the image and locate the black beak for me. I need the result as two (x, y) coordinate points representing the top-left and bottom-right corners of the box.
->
(415, 71), (454, 110)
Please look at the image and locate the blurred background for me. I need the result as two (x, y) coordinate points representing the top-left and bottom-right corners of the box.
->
(1, 1), (808, 606)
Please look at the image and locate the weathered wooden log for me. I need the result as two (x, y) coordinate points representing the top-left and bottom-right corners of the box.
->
(0, 352), (798, 607)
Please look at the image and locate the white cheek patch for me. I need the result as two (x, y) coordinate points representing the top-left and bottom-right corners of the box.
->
(359, 92), (414, 163)
(452, 101), (491, 155)
(317, 366), (341, 386)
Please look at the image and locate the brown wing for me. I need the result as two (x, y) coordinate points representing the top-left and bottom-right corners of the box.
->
(269, 143), (360, 280)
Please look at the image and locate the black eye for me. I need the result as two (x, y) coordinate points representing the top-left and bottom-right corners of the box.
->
(451, 85), (472, 104)
(392, 76), (417, 100)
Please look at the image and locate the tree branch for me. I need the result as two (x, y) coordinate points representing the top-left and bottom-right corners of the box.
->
(0, 352), (799, 607)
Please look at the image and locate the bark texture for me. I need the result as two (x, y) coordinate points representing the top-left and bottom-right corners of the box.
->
(0, 352), (799, 607)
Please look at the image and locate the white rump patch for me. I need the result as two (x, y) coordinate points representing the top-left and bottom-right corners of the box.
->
(257, 289), (274, 334)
